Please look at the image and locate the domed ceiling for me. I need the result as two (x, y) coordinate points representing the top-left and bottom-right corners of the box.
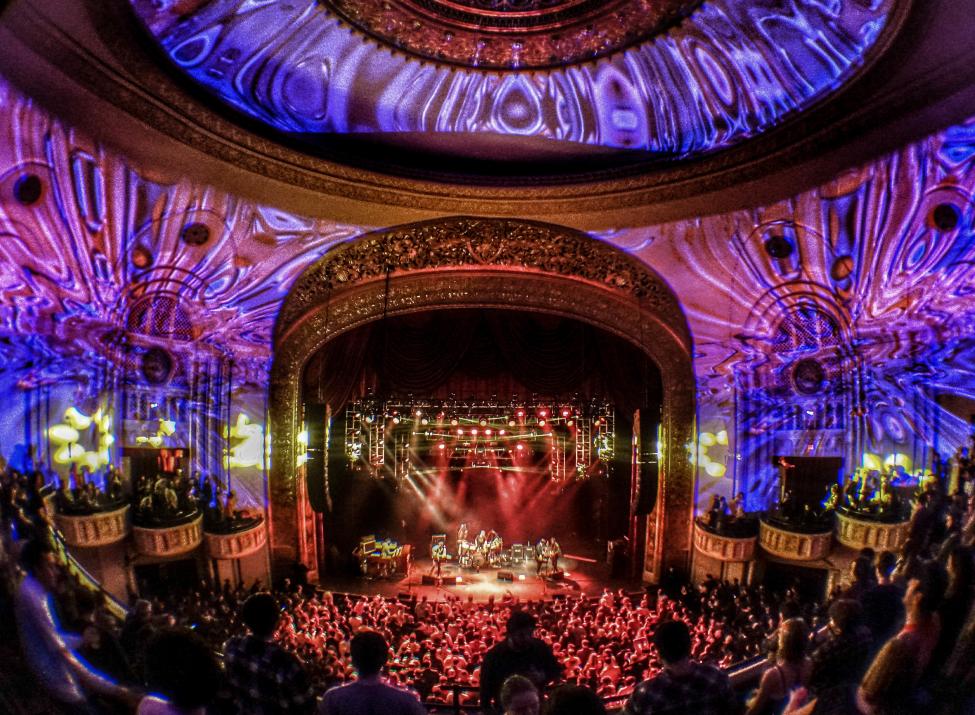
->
(128, 0), (906, 175)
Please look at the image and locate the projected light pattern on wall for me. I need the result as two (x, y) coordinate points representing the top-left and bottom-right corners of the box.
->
(129, 0), (896, 157)
(2, 73), (975, 516)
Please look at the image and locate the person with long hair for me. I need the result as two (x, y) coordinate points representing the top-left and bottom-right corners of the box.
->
(746, 618), (811, 715)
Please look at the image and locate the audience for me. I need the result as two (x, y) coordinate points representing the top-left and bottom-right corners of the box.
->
(543, 684), (606, 715)
(319, 629), (427, 715)
(500, 675), (540, 715)
(623, 619), (739, 715)
(138, 628), (221, 715)
(480, 611), (562, 714)
(745, 618), (811, 715)
(3, 448), (975, 715)
(224, 592), (316, 714)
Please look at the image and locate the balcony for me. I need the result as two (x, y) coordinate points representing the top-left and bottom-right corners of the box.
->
(759, 518), (833, 561)
(132, 513), (203, 558)
(54, 505), (130, 548)
(835, 509), (910, 551)
(693, 520), (758, 562)
(204, 518), (267, 560)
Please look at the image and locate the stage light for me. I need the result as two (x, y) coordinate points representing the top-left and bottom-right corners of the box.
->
(365, 415), (374, 423)
(518, 574), (526, 581)
(471, 429), (478, 436)
(457, 429), (464, 436)
(538, 419), (546, 427)
(516, 443), (526, 451)
(437, 442), (446, 450)
(516, 409), (525, 418)
(561, 408), (570, 417)
(455, 576), (463, 584)
(393, 417), (401, 424)
(508, 419), (516, 427)
(499, 429), (506, 436)
(566, 420), (574, 427)
(421, 418), (429, 425)
(415, 409), (423, 417)
(479, 418), (487, 427)
(539, 409), (548, 418)
(485, 429), (492, 436)
(450, 418), (458, 426)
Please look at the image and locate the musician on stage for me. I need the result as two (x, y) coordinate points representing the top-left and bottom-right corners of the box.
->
(535, 538), (548, 576)
(457, 522), (469, 547)
(430, 540), (448, 581)
(548, 538), (561, 575)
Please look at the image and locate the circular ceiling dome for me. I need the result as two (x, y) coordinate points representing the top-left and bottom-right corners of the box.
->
(129, 0), (907, 180)
(323, 0), (699, 70)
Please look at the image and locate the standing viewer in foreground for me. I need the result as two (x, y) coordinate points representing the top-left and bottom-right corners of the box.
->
(319, 629), (427, 715)
(624, 619), (741, 715)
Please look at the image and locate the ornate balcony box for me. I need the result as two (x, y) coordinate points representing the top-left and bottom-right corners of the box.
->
(133, 514), (203, 558)
(835, 510), (910, 551)
(55, 505), (130, 548)
(204, 520), (267, 560)
(693, 521), (757, 562)
(759, 519), (833, 561)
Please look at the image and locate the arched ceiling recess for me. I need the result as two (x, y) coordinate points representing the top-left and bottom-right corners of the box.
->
(3, 0), (975, 228)
(131, 0), (906, 174)
(269, 217), (695, 579)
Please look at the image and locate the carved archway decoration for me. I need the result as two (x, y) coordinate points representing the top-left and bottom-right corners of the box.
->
(270, 217), (696, 581)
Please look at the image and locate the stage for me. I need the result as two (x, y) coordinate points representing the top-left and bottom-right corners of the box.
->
(318, 549), (631, 602)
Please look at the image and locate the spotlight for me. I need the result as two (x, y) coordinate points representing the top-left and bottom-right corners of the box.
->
(437, 443), (446, 450)
(451, 418), (459, 426)
(479, 418), (487, 427)
(498, 429), (506, 436)
(508, 420), (516, 427)
(415, 409), (423, 417)
(365, 415), (374, 423)
(421, 418), (429, 425)
(455, 576), (463, 584)
(561, 408), (570, 417)
(485, 429), (492, 436)
(538, 409), (548, 418)
(516, 409), (525, 418)
(538, 419), (546, 427)
(518, 574), (526, 581)
(566, 420), (573, 427)
(516, 443), (526, 451)
(471, 428), (478, 436)
(392, 417), (400, 424)
(457, 429), (464, 436)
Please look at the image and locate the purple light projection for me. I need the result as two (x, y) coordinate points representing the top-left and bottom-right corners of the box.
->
(128, 0), (896, 157)
(2, 72), (975, 519)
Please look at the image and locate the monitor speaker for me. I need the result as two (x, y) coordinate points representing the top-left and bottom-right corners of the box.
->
(497, 570), (514, 582)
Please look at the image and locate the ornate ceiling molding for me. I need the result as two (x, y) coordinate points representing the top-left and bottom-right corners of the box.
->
(276, 217), (685, 339)
(322, 0), (699, 70)
(4, 0), (975, 229)
(131, 0), (903, 160)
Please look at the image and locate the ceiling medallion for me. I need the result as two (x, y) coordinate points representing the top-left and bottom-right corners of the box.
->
(323, 0), (700, 69)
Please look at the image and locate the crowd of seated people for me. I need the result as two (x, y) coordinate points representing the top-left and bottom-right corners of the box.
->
(133, 469), (261, 532)
(56, 464), (126, 516)
(4, 447), (975, 714)
(138, 569), (815, 710)
(699, 492), (758, 536)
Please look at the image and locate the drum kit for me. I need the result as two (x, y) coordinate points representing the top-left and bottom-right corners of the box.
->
(456, 533), (509, 569)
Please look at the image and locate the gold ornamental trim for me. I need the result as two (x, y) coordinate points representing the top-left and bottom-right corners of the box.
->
(270, 217), (696, 580)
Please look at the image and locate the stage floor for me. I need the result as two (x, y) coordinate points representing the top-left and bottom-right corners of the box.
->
(318, 552), (633, 602)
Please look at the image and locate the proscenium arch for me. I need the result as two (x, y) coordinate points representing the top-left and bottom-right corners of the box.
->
(269, 217), (696, 582)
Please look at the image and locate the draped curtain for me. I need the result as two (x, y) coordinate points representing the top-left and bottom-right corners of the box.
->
(302, 309), (661, 413)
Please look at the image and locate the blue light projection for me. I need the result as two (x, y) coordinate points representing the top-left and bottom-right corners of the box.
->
(1, 74), (975, 520)
(128, 0), (897, 157)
